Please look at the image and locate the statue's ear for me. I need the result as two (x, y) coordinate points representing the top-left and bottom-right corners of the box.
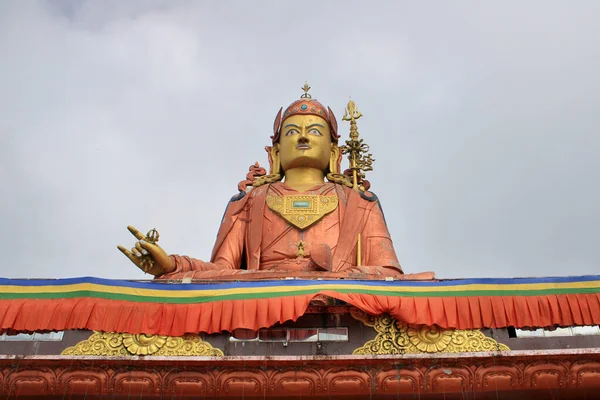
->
(329, 143), (341, 174)
(266, 144), (281, 175)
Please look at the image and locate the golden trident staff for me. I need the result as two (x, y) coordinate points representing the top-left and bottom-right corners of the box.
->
(341, 99), (375, 268)
(341, 99), (375, 192)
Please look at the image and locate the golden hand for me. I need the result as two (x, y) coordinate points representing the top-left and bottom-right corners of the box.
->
(117, 225), (175, 276)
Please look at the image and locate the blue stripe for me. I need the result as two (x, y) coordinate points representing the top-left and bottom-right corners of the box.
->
(1, 275), (600, 291)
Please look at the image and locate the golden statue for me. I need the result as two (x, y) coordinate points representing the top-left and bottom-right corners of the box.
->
(118, 86), (429, 280)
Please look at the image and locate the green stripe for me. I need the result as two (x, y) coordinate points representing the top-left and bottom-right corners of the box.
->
(1, 286), (599, 303)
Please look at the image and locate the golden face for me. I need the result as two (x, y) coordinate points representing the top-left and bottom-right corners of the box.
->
(278, 114), (332, 172)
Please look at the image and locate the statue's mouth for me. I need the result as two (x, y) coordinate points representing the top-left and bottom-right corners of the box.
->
(296, 144), (311, 150)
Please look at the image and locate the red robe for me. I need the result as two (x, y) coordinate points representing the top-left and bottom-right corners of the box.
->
(161, 182), (403, 279)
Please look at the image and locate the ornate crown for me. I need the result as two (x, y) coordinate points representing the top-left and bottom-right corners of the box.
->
(271, 83), (340, 143)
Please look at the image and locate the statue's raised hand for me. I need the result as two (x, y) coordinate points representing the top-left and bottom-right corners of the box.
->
(117, 226), (174, 276)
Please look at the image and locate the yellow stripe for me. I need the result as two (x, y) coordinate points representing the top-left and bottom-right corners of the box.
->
(1, 280), (600, 298)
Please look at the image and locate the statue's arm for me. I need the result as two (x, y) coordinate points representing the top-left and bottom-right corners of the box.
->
(360, 200), (403, 274)
(165, 254), (230, 274)
(157, 197), (248, 279)
(164, 215), (245, 275)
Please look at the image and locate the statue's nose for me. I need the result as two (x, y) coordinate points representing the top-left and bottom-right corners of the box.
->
(298, 135), (309, 144)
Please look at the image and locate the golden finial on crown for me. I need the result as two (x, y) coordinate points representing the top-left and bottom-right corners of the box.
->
(300, 82), (312, 99)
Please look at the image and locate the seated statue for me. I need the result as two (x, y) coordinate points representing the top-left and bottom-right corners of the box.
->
(118, 86), (420, 280)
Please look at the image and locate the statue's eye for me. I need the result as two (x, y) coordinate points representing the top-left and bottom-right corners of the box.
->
(308, 129), (322, 136)
(285, 129), (299, 136)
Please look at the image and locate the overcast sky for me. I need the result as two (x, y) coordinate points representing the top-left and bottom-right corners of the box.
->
(1, 0), (599, 280)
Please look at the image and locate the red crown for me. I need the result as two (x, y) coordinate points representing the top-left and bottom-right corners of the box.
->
(271, 87), (339, 143)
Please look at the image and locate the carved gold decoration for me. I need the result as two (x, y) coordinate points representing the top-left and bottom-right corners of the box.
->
(295, 240), (307, 258)
(252, 173), (282, 187)
(326, 172), (353, 188)
(351, 309), (509, 355)
(61, 331), (224, 356)
(407, 325), (453, 352)
(266, 194), (338, 230)
(122, 333), (167, 355)
(352, 313), (408, 355)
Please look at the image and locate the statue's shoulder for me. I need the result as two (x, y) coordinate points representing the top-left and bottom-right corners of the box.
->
(335, 183), (379, 203)
(360, 190), (379, 202)
(229, 183), (272, 204)
(229, 191), (247, 202)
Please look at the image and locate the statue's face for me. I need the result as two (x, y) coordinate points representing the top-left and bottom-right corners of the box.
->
(279, 114), (332, 172)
